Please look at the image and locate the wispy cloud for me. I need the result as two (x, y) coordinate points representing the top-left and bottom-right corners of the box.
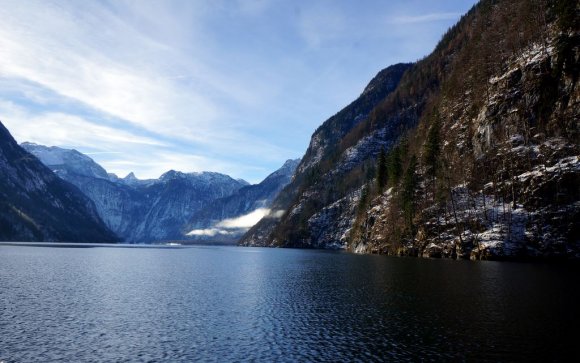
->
(187, 207), (282, 237)
(186, 228), (232, 237)
(0, 101), (164, 149)
(0, 100), (269, 181)
(82, 151), (123, 155)
(0, 0), (290, 180)
(0, 0), (477, 182)
(388, 12), (462, 25)
(216, 208), (271, 229)
(0, 1), (218, 139)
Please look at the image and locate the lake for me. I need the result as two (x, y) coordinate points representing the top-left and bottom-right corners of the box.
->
(1, 244), (578, 362)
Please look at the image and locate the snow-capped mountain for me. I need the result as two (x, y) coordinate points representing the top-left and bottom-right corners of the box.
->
(23, 143), (299, 243)
(185, 159), (300, 242)
(21, 142), (109, 180)
(0, 122), (118, 243)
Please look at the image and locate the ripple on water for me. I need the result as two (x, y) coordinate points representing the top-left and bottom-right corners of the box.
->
(0, 246), (579, 362)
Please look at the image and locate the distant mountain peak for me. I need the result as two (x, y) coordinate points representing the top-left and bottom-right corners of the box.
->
(159, 170), (183, 181)
(21, 143), (109, 180)
(124, 172), (138, 180)
(186, 158), (302, 243)
(264, 159), (300, 181)
(20, 140), (300, 243)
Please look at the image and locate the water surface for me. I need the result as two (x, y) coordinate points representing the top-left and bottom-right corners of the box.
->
(1, 245), (578, 361)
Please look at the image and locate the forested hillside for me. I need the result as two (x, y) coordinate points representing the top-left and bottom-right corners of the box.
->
(241, 0), (579, 260)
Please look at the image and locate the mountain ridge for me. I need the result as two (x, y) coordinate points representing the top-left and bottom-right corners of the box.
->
(23, 143), (299, 243)
(240, 0), (579, 260)
(240, 62), (413, 247)
(0, 122), (118, 243)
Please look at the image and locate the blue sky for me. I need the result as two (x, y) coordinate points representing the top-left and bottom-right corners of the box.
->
(0, 0), (477, 183)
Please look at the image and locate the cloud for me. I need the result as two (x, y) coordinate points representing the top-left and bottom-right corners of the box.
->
(0, 0), (286, 160)
(0, 100), (164, 148)
(0, 8), (218, 141)
(186, 228), (232, 237)
(388, 12), (462, 25)
(186, 207), (284, 237)
(268, 209), (286, 219)
(0, 0), (477, 183)
(216, 208), (271, 229)
(0, 100), (270, 181)
(82, 151), (123, 155)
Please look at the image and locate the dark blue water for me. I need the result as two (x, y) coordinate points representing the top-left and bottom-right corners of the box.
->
(1, 245), (579, 362)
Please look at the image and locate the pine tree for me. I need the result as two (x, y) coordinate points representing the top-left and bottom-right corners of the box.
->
(388, 146), (402, 185)
(402, 155), (419, 231)
(357, 183), (370, 215)
(423, 115), (441, 204)
(376, 147), (388, 192)
(423, 116), (441, 179)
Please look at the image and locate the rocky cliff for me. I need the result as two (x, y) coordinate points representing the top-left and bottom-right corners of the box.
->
(350, 0), (579, 260)
(240, 63), (412, 247)
(0, 122), (118, 242)
(132, 170), (249, 242)
(241, 0), (579, 260)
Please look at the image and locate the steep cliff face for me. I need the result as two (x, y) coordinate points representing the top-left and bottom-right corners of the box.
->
(240, 63), (412, 247)
(183, 159), (299, 243)
(0, 122), (118, 242)
(297, 63), (413, 174)
(242, 0), (579, 259)
(21, 143), (148, 241)
(349, 0), (579, 260)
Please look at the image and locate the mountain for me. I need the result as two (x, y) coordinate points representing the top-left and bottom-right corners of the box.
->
(185, 159), (300, 242)
(22, 142), (247, 242)
(23, 143), (298, 243)
(240, 62), (412, 248)
(131, 170), (249, 242)
(20, 142), (109, 179)
(0, 122), (118, 242)
(240, 0), (579, 260)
